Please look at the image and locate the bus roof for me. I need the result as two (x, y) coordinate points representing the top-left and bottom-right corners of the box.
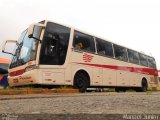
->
(0, 58), (10, 64)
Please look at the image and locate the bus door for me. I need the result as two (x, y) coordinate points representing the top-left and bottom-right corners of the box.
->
(39, 22), (71, 85)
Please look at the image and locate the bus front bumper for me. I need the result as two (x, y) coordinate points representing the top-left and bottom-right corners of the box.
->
(8, 69), (40, 87)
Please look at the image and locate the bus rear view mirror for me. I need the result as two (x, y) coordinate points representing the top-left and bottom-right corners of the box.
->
(2, 40), (19, 56)
(27, 23), (45, 43)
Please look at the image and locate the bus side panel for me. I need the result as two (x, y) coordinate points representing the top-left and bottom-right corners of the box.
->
(129, 72), (141, 87)
(64, 63), (72, 85)
(92, 54), (105, 86)
(143, 75), (157, 88)
(117, 70), (130, 86)
(103, 68), (116, 86)
(101, 56), (117, 86)
(92, 67), (103, 86)
(115, 61), (130, 87)
(40, 68), (65, 85)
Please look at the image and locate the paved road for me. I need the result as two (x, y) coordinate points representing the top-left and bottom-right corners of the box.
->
(0, 92), (160, 114)
(0, 92), (160, 120)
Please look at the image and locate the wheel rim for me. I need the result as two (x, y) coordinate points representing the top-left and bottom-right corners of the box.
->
(76, 78), (84, 88)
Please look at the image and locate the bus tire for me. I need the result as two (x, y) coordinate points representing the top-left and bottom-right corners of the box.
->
(136, 79), (148, 92)
(73, 72), (89, 93)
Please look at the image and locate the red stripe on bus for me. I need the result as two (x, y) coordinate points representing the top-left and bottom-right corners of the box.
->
(9, 69), (25, 76)
(74, 62), (158, 76)
(8, 63), (158, 77)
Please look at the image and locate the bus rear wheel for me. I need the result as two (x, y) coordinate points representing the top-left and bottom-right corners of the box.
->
(136, 79), (148, 92)
(73, 72), (89, 93)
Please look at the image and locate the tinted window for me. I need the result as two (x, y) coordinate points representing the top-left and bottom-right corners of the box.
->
(128, 49), (139, 64)
(148, 57), (156, 68)
(73, 31), (95, 53)
(114, 45), (128, 61)
(40, 22), (70, 65)
(96, 38), (113, 57)
(139, 54), (148, 66)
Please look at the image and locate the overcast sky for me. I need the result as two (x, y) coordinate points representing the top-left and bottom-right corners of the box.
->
(0, 0), (160, 69)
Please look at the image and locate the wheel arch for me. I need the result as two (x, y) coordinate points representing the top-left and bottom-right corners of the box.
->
(73, 69), (91, 86)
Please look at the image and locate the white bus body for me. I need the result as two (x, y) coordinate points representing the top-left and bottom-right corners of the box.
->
(3, 20), (158, 92)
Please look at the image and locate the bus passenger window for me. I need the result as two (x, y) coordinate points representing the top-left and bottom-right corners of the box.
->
(76, 42), (83, 49)
(148, 57), (156, 68)
(96, 38), (113, 57)
(73, 31), (95, 53)
(114, 45), (128, 61)
(128, 49), (139, 64)
(139, 53), (148, 67)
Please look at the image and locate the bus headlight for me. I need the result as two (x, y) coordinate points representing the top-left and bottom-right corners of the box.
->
(25, 65), (38, 72)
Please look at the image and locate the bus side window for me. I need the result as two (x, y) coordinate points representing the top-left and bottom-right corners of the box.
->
(104, 42), (113, 57)
(139, 53), (148, 67)
(96, 38), (113, 57)
(96, 38), (105, 55)
(148, 57), (156, 68)
(128, 49), (139, 64)
(114, 45), (128, 61)
(73, 31), (95, 53)
(74, 35), (84, 50)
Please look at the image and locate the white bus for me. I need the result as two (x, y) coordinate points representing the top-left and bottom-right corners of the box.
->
(2, 20), (158, 92)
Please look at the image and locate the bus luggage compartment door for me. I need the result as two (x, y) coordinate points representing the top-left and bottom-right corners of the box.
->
(42, 69), (64, 84)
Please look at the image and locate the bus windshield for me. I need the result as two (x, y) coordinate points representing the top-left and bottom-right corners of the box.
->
(10, 30), (39, 68)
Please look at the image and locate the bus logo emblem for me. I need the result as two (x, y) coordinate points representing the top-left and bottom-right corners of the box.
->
(83, 53), (94, 62)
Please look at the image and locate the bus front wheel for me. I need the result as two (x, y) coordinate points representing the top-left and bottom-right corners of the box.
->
(73, 72), (89, 93)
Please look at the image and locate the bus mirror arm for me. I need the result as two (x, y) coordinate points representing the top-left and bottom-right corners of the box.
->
(28, 23), (45, 44)
(2, 50), (15, 56)
(28, 35), (42, 43)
